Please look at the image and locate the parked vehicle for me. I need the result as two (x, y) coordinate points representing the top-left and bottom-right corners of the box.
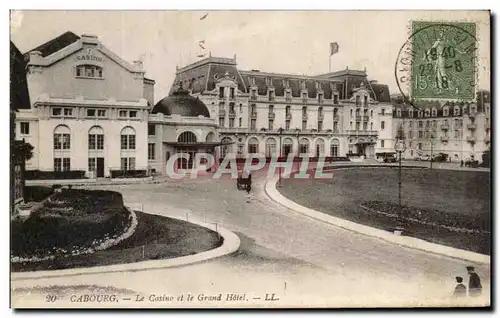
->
(416, 155), (431, 161)
(236, 170), (252, 191)
(375, 152), (398, 163)
(433, 153), (449, 162)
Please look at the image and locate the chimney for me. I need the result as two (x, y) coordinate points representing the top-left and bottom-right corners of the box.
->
(81, 34), (99, 45)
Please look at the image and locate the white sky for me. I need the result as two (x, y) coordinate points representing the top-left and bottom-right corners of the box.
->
(10, 10), (490, 102)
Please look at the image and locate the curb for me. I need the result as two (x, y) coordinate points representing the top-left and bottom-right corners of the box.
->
(11, 211), (241, 281)
(25, 178), (169, 187)
(265, 175), (490, 265)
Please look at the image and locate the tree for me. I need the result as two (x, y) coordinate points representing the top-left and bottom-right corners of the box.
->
(12, 139), (34, 165)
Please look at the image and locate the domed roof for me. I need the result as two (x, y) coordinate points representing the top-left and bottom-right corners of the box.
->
(152, 85), (210, 118)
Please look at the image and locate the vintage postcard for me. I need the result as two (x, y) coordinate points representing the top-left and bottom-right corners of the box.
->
(10, 10), (491, 308)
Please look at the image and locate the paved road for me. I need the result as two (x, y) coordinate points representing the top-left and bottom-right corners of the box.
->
(11, 168), (490, 308)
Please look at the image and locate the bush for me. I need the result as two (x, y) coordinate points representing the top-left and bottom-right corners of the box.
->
(23, 186), (54, 202)
(110, 170), (147, 178)
(25, 170), (86, 180)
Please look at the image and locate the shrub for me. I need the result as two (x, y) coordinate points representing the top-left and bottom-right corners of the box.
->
(110, 170), (147, 178)
(23, 186), (54, 202)
(25, 170), (86, 180)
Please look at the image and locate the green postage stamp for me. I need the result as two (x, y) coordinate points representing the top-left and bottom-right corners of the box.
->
(410, 21), (477, 101)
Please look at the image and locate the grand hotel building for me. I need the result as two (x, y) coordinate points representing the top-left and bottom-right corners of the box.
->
(15, 32), (490, 178)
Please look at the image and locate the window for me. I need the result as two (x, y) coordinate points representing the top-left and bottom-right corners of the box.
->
(370, 122), (373, 130)
(20, 122), (29, 135)
(286, 106), (291, 116)
(302, 107), (307, 116)
(54, 125), (71, 150)
(286, 91), (292, 102)
(408, 131), (413, 138)
(265, 138), (277, 157)
(268, 119), (274, 130)
(239, 104), (242, 112)
(88, 158), (96, 172)
(418, 131), (423, 138)
(129, 111), (137, 118)
(148, 143), (155, 160)
(381, 121), (385, 130)
(454, 107), (460, 116)
(268, 90), (275, 101)
(302, 92), (308, 100)
(251, 104), (257, 116)
(318, 121), (323, 131)
(98, 109), (106, 117)
(396, 109), (401, 117)
(250, 89), (257, 100)
(363, 122), (367, 130)
(333, 122), (338, 132)
(381, 140), (385, 148)
(333, 94), (339, 104)
(52, 108), (62, 116)
(119, 110), (128, 118)
(418, 143), (422, 150)
(148, 124), (156, 136)
(177, 131), (197, 143)
(350, 109), (353, 117)
(418, 121), (423, 128)
(76, 65), (103, 78)
(381, 108), (385, 115)
(269, 105), (274, 114)
(219, 118), (225, 127)
(318, 107), (323, 117)
(285, 120), (290, 130)
(230, 87), (235, 99)
(120, 158), (136, 171)
(355, 122), (360, 130)
(87, 109), (96, 117)
(363, 96), (368, 106)
(370, 110), (373, 117)
(248, 138), (259, 154)
(87, 109), (107, 118)
(251, 119), (256, 130)
(120, 127), (136, 150)
(299, 139), (309, 154)
(88, 130), (104, 150)
(355, 96), (360, 106)
(229, 118), (235, 128)
(330, 139), (340, 156)
(432, 108), (437, 117)
(239, 118), (242, 127)
(219, 87), (225, 99)
(54, 158), (71, 172)
(318, 93), (323, 104)
(302, 120), (307, 131)
(425, 109), (430, 117)
(229, 102), (235, 113)
(409, 109), (414, 117)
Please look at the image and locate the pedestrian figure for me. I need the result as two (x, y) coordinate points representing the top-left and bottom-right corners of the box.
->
(453, 276), (467, 298)
(467, 266), (482, 297)
(460, 160), (464, 167)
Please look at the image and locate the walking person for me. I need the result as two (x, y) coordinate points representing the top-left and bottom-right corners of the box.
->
(453, 276), (467, 298)
(466, 266), (482, 297)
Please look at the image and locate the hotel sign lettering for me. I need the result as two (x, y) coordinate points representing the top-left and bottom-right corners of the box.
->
(76, 48), (103, 62)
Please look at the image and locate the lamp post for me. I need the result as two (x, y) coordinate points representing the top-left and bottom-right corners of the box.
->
(296, 130), (300, 172)
(278, 127), (284, 186)
(430, 133), (436, 170)
(394, 136), (406, 232)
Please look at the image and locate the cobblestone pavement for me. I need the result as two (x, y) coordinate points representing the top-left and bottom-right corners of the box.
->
(11, 169), (490, 308)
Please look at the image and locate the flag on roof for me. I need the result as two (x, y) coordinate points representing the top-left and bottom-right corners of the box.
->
(200, 13), (208, 20)
(330, 42), (339, 56)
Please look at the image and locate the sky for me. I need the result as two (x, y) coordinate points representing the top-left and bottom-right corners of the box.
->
(10, 10), (490, 103)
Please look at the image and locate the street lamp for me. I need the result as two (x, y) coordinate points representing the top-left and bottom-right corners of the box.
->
(394, 135), (407, 232)
(430, 133), (436, 170)
(295, 129), (300, 171)
(278, 127), (284, 186)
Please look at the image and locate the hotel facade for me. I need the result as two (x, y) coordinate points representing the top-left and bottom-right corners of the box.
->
(15, 32), (490, 178)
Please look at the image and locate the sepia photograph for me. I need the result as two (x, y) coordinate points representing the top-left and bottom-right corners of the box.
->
(9, 9), (491, 308)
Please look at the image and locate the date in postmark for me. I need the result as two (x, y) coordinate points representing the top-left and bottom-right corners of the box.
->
(395, 21), (478, 103)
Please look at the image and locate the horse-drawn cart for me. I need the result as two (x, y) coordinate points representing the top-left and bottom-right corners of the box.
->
(237, 170), (252, 192)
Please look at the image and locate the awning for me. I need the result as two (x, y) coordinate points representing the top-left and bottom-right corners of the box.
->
(164, 141), (235, 149)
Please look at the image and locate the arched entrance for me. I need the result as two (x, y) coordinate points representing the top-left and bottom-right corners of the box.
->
(176, 131), (197, 169)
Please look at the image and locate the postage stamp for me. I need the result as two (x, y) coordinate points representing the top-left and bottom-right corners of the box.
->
(395, 21), (477, 103)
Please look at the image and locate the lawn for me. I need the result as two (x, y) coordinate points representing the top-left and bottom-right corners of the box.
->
(279, 167), (491, 255)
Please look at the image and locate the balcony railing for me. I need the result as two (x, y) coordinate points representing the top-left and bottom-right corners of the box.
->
(466, 136), (476, 143)
(219, 127), (248, 134)
(228, 111), (236, 118)
(218, 109), (226, 117)
(467, 123), (477, 130)
(346, 130), (378, 136)
(355, 115), (362, 122)
(441, 123), (449, 130)
(441, 136), (449, 142)
(268, 112), (275, 119)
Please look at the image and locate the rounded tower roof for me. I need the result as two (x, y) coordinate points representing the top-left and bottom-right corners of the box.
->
(152, 84), (210, 118)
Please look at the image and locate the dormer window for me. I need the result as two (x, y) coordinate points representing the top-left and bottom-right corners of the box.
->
(355, 96), (361, 106)
(250, 89), (257, 101)
(396, 109), (401, 117)
(285, 90), (292, 102)
(443, 107), (449, 116)
(409, 109), (414, 117)
(363, 95), (368, 106)
(318, 93), (323, 104)
(418, 110), (423, 117)
(219, 87), (225, 99)
(333, 94), (339, 104)
(230, 87), (235, 99)
(268, 90), (275, 101)
(76, 65), (103, 78)
(424, 109), (430, 117)
(454, 106), (460, 116)
(431, 108), (437, 117)
(302, 92), (307, 100)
